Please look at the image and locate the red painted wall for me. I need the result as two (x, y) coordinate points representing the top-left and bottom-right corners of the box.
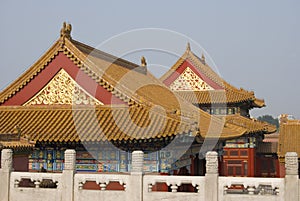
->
(2, 52), (125, 106)
(13, 154), (29, 172)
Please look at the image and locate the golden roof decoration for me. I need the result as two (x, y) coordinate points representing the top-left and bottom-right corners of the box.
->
(160, 44), (265, 108)
(186, 42), (191, 52)
(60, 22), (72, 39)
(201, 53), (206, 64)
(23, 69), (103, 106)
(170, 67), (213, 91)
(141, 56), (147, 67)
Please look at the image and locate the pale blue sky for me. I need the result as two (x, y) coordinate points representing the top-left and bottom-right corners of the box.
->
(0, 1), (299, 118)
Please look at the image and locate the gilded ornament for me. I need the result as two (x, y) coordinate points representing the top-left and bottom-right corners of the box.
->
(24, 69), (103, 106)
(170, 67), (213, 91)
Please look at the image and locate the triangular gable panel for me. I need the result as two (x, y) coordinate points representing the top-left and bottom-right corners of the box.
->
(24, 69), (103, 106)
(2, 52), (126, 106)
(170, 67), (213, 91)
(163, 60), (223, 90)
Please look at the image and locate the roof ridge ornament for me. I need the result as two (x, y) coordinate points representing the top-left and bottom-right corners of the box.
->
(186, 42), (191, 52)
(59, 22), (72, 46)
(201, 53), (206, 64)
(137, 56), (147, 74)
(141, 56), (147, 67)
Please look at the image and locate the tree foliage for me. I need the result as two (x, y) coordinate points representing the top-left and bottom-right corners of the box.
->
(257, 115), (279, 129)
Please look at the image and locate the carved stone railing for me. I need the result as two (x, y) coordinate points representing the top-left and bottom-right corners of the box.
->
(218, 176), (284, 200)
(10, 172), (62, 188)
(1, 149), (299, 201)
(74, 173), (130, 191)
(144, 175), (205, 193)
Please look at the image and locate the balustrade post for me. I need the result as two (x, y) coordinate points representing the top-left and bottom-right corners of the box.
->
(128, 150), (144, 201)
(61, 149), (76, 201)
(0, 149), (13, 201)
(284, 152), (299, 201)
(205, 151), (218, 201)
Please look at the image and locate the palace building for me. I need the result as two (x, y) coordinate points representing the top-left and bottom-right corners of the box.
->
(0, 23), (275, 176)
(277, 115), (300, 177)
(160, 43), (276, 177)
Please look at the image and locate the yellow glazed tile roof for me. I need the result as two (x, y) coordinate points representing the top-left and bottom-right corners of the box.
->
(0, 133), (35, 149)
(0, 105), (247, 143)
(278, 120), (300, 158)
(0, 138), (35, 149)
(0, 23), (248, 145)
(160, 47), (265, 107)
(225, 114), (277, 134)
(0, 105), (190, 142)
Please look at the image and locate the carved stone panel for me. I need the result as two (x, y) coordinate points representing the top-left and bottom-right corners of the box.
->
(131, 151), (144, 173)
(1, 149), (13, 171)
(285, 152), (298, 175)
(206, 151), (218, 174)
(64, 149), (76, 171)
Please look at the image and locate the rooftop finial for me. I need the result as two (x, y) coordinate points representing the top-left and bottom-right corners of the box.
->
(60, 22), (72, 40)
(186, 42), (191, 52)
(141, 56), (147, 67)
(201, 53), (206, 64)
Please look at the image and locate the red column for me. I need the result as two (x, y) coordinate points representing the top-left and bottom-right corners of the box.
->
(248, 148), (255, 177)
(278, 162), (286, 178)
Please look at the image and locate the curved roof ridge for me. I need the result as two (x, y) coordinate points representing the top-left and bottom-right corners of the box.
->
(160, 46), (265, 108)
(0, 23), (248, 140)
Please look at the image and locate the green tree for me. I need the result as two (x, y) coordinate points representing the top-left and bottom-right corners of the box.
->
(257, 115), (279, 129)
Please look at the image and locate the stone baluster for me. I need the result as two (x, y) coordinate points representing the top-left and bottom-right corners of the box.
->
(131, 150), (144, 174)
(99, 183), (107, 191)
(148, 184), (153, 192)
(0, 149), (13, 201)
(206, 151), (218, 174)
(274, 187), (280, 195)
(128, 150), (144, 201)
(78, 182), (84, 190)
(284, 152), (299, 201)
(247, 186), (255, 195)
(62, 149), (76, 201)
(205, 151), (218, 201)
(14, 179), (20, 188)
(64, 149), (76, 171)
(1, 149), (13, 171)
(223, 186), (228, 194)
(285, 152), (298, 175)
(34, 180), (41, 188)
(170, 184), (178, 193)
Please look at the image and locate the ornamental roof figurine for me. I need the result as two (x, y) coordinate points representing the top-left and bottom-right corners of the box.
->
(201, 53), (206, 64)
(60, 22), (72, 40)
(186, 42), (191, 52)
(141, 56), (147, 67)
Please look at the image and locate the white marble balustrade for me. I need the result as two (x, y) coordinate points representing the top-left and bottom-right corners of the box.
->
(218, 176), (285, 201)
(74, 173), (130, 190)
(144, 175), (205, 193)
(10, 171), (62, 188)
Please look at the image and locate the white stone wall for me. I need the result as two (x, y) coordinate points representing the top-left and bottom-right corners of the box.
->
(0, 149), (299, 201)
